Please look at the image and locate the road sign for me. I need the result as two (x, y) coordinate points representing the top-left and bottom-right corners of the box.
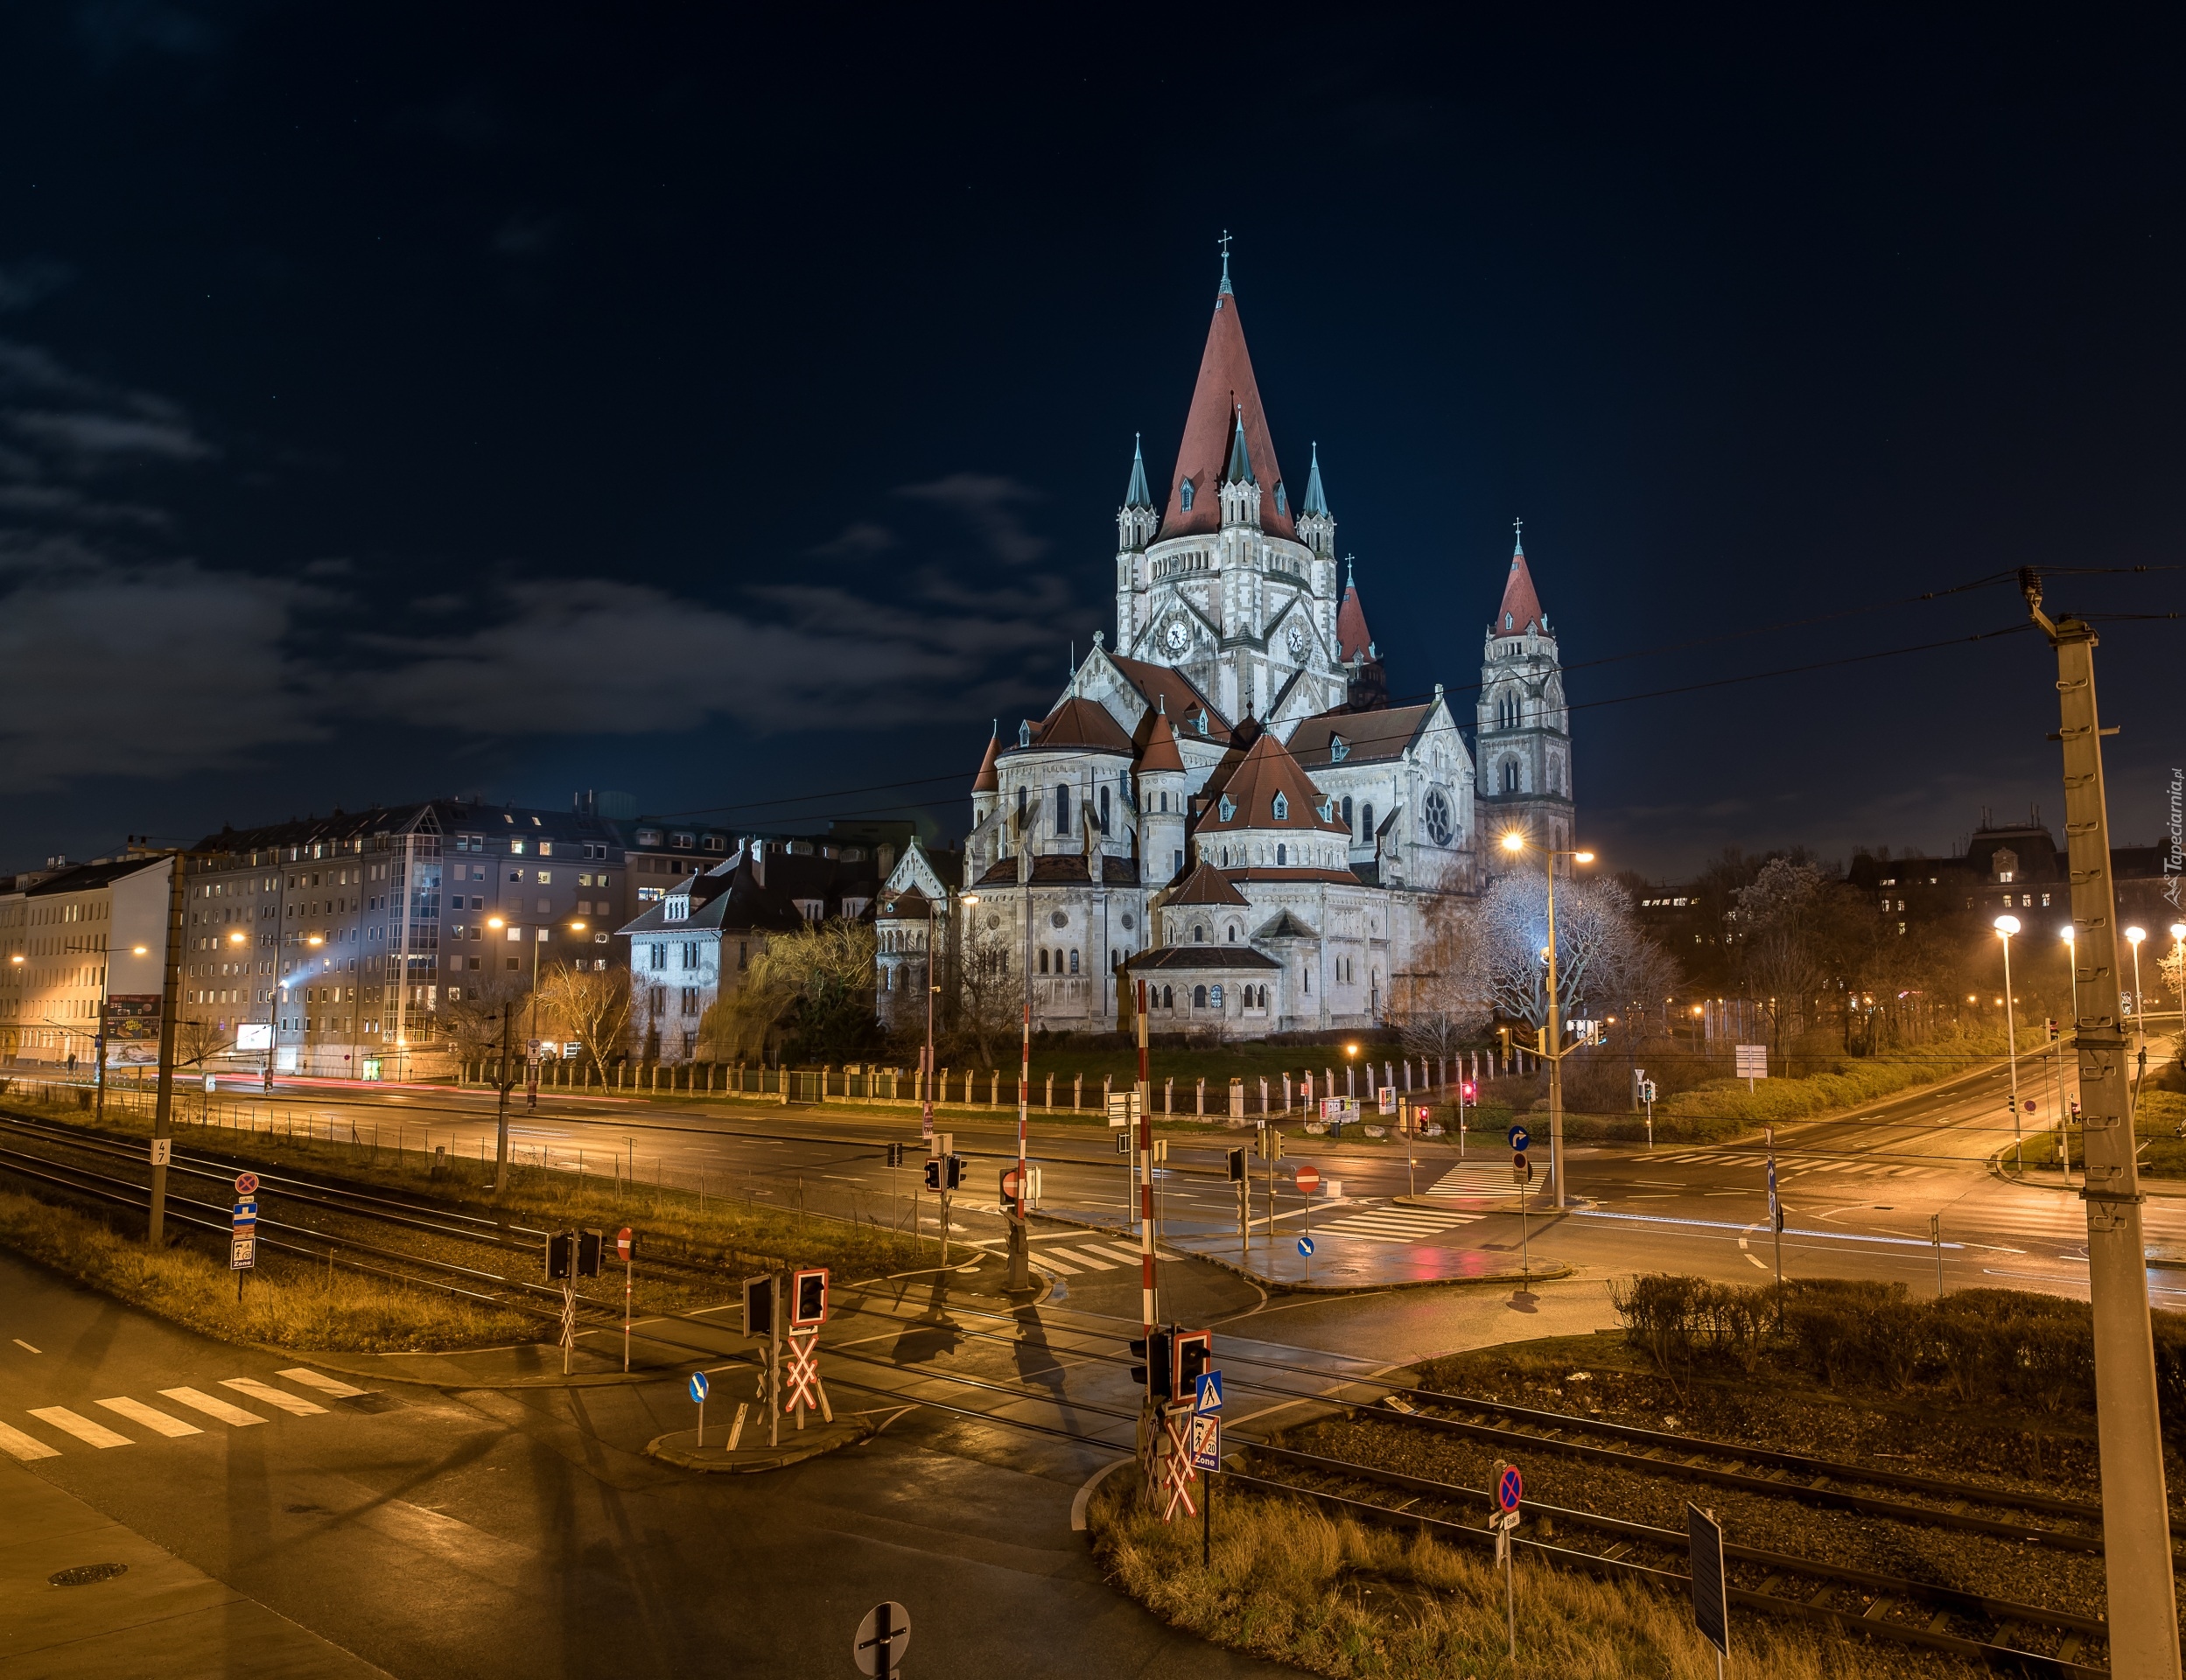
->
(231, 1200), (258, 1227)
(616, 1226), (634, 1262)
(1293, 1164), (1321, 1194)
(1497, 1463), (1524, 1511)
(1195, 1370), (1223, 1414)
(1189, 1411), (1222, 1472)
(1106, 1091), (1141, 1127)
(689, 1370), (709, 1404)
(1377, 1086), (1397, 1115)
(1688, 1503), (1728, 1656)
(1734, 1043), (1767, 1080)
(855, 1602), (911, 1679)
(1507, 1124), (1530, 1152)
(234, 1172), (259, 1197)
(230, 1234), (255, 1270)
(2023, 1098), (2036, 1113)
(1297, 1236), (1315, 1258)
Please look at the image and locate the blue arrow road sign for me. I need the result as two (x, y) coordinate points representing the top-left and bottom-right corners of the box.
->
(1195, 1370), (1223, 1414)
(689, 1371), (710, 1404)
(1508, 1125), (1530, 1152)
(1297, 1236), (1315, 1258)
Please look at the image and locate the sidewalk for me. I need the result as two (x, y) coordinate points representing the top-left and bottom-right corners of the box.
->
(0, 1463), (388, 1678)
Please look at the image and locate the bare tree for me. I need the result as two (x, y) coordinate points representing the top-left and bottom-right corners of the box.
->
(442, 974), (529, 1066)
(537, 962), (634, 1084)
(698, 921), (876, 1064)
(173, 1018), (234, 1070)
(949, 918), (1020, 1068)
(1734, 858), (1835, 1059)
(1461, 872), (1635, 1040)
(1391, 898), (1493, 1062)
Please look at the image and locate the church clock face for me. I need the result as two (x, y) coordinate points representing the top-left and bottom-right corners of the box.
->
(1165, 620), (1189, 654)
(1285, 623), (1305, 656)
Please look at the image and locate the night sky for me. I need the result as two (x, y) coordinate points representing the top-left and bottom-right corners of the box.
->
(3, 7), (2180, 881)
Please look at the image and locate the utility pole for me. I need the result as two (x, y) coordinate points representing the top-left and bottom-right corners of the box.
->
(146, 850), (186, 1249)
(493, 999), (515, 1200)
(1009, 840), (1031, 1292)
(2023, 568), (2181, 1679)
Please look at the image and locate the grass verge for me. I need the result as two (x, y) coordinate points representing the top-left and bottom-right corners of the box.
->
(0, 1185), (533, 1352)
(1089, 1474), (1898, 1680)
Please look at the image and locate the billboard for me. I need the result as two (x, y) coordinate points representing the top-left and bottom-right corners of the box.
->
(105, 996), (162, 1042)
(235, 1023), (272, 1051)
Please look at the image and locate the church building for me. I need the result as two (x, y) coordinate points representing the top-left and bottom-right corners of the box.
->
(876, 255), (1573, 1039)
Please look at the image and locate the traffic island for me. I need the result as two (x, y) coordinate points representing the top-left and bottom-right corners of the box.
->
(644, 1414), (874, 1474)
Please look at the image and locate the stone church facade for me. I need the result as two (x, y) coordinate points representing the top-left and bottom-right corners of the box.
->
(877, 257), (1573, 1039)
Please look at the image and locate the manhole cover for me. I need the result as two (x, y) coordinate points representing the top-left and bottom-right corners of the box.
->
(49, 1562), (127, 1587)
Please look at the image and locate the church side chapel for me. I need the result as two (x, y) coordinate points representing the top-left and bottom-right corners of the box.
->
(877, 248), (1573, 1040)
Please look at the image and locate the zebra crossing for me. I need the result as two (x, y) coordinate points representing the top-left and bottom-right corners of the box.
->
(0, 1367), (363, 1461)
(1026, 1238), (1165, 1278)
(1311, 1203), (1485, 1244)
(1419, 1162), (1524, 1200)
(1650, 1151), (1930, 1180)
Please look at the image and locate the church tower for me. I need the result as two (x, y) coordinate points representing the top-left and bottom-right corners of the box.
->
(1115, 436), (1157, 647)
(1475, 523), (1575, 863)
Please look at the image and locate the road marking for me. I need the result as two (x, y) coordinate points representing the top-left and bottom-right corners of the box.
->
(1083, 1242), (1150, 1264)
(221, 1377), (327, 1416)
(0, 1418), (60, 1460)
(1029, 1251), (1084, 1276)
(160, 1387), (267, 1426)
(11, 1340), (39, 1354)
(277, 1368), (367, 1397)
(96, 1397), (202, 1437)
(29, 1407), (133, 1448)
(1054, 1248), (1124, 1270)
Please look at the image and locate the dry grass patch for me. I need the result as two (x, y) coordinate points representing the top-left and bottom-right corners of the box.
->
(1089, 1477), (1913, 1680)
(0, 1186), (532, 1352)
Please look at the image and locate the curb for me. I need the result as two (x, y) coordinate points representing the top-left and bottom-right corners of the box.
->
(644, 1417), (873, 1474)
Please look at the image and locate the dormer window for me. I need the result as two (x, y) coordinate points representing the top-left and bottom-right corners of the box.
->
(1318, 798), (1334, 822)
(1328, 736), (1348, 763)
(671, 831), (694, 850)
(1273, 480), (1287, 515)
(1218, 794), (1236, 822)
(1019, 720), (1033, 747)
(636, 828), (662, 846)
(665, 893), (690, 921)
(1180, 478), (1195, 511)
(1505, 612), (1514, 630)
(1195, 709), (1209, 736)
(1272, 792), (1288, 821)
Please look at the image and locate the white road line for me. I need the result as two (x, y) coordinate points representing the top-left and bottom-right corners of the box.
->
(1030, 1252), (1083, 1276)
(0, 1418), (59, 1460)
(277, 1368), (367, 1397)
(96, 1397), (201, 1437)
(219, 1379), (326, 1417)
(1081, 1242), (1146, 1264)
(160, 1387), (266, 1427)
(28, 1407), (133, 1448)
(11, 1340), (39, 1354)
(1052, 1249), (1118, 1270)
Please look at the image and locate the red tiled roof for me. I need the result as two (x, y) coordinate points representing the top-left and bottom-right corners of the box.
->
(1137, 716), (1186, 774)
(1496, 540), (1545, 636)
(1164, 859), (1251, 906)
(1194, 732), (1349, 835)
(1032, 696), (1134, 754)
(1288, 704), (1435, 768)
(970, 731), (1001, 794)
(1158, 287), (1295, 542)
(1336, 580), (1373, 662)
(1223, 866), (1363, 886)
(1111, 656), (1230, 744)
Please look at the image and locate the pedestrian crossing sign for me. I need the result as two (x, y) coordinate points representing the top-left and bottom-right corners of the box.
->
(1195, 1370), (1223, 1414)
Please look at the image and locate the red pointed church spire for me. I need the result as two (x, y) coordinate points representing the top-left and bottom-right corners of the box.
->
(1160, 244), (1293, 542)
(1335, 556), (1374, 662)
(1496, 519), (1546, 636)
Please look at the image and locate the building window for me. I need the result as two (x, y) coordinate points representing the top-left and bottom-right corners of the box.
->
(1502, 760), (1519, 794)
(1068, 949), (1079, 974)
(1098, 785), (1111, 834)
(1161, 985), (1174, 1009)
(1017, 786), (1028, 827)
(1193, 985), (1207, 1008)
(1209, 984), (1223, 1008)
(1193, 923), (1207, 942)
(1272, 792), (1288, 821)
(1039, 949), (1049, 974)
(1055, 783), (1071, 836)
(1360, 802), (1374, 842)
(1174, 848), (1184, 874)
(1341, 795), (1353, 830)
(649, 942), (667, 970)
(1180, 478), (1195, 511)
(1277, 844), (1287, 866)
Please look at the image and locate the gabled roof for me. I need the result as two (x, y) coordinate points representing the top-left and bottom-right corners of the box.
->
(1335, 564), (1373, 663)
(617, 856), (805, 937)
(1111, 656), (1230, 744)
(1288, 703), (1436, 768)
(971, 728), (1001, 794)
(1024, 696), (1134, 755)
(1496, 532), (1546, 636)
(1256, 908), (1318, 940)
(1125, 945), (1281, 973)
(1159, 278), (1294, 542)
(1194, 731), (1349, 835)
(22, 855), (166, 896)
(1164, 858), (1251, 906)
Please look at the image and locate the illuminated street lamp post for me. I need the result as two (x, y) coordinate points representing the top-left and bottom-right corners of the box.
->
(2125, 926), (2147, 1060)
(1995, 915), (2021, 1151)
(1499, 830), (1595, 1210)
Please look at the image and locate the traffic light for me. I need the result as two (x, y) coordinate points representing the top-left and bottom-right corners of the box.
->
(1131, 1327), (1174, 1400)
(791, 1266), (829, 1327)
(575, 1228), (604, 1279)
(886, 1142), (906, 1167)
(1461, 1081), (1478, 1102)
(1226, 1148), (1246, 1182)
(924, 1158), (941, 1191)
(945, 1154), (964, 1191)
(742, 1273), (774, 1338)
(2046, 1018), (2059, 1042)
(1174, 1329), (1213, 1401)
(546, 1230), (574, 1280)
(1256, 1125), (1284, 1162)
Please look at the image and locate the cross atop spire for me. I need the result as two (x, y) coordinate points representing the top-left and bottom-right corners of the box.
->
(1217, 229), (1233, 296)
(1513, 516), (1524, 556)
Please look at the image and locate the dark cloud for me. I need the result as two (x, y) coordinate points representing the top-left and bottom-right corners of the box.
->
(0, 259), (74, 313)
(896, 474), (1049, 565)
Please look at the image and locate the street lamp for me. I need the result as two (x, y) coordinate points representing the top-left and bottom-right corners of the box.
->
(1499, 829), (1596, 1209)
(920, 892), (975, 1144)
(1995, 916), (2021, 1151)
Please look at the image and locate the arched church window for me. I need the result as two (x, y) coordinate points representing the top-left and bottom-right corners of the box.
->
(1055, 783), (1071, 835)
(1502, 760), (1520, 794)
(1017, 786), (1028, 826)
(1272, 792), (1288, 821)
(1098, 786), (1111, 833)
(1039, 949), (1048, 974)
(1180, 478), (1195, 511)
(1068, 949), (1079, 973)
(1227, 924), (1238, 942)
(1192, 985), (1207, 1008)
(1274, 480), (1287, 515)
(1162, 985), (1174, 1009)
(1361, 802), (1375, 842)
(1505, 612), (1514, 631)
(1341, 795), (1353, 830)
(1193, 923), (1207, 942)
(1276, 843), (1286, 866)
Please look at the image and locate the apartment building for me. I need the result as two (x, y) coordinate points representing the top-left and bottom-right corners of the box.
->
(0, 855), (173, 1068)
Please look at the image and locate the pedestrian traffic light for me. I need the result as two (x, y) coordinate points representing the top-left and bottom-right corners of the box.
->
(576, 1228), (604, 1279)
(2046, 1018), (2059, 1042)
(1131, 1327), (1174, 1399)
(1174, 1329), (1213, 1400)
(924, 1158), (941, 1191)
(546, 1230), (574, 1280)
(1226, 1148), (1246, 1182)
(1461, 1081), (1478, 1102)
(944, 1154), (964, 1191)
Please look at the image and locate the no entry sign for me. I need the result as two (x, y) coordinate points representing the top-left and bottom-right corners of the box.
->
(1293, 1165), (1321, 1195)
(616, 1226), (634, 1262)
